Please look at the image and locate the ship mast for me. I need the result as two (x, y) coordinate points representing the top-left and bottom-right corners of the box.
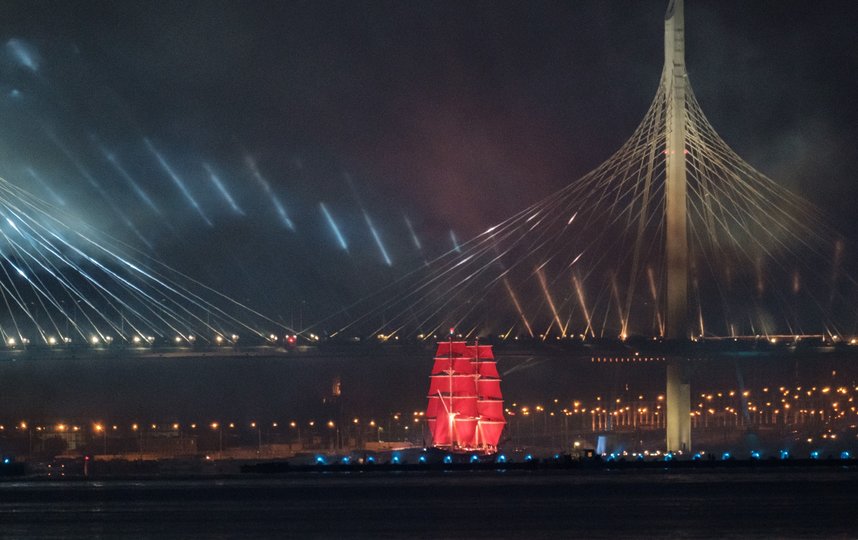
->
(474, 336), (481, 449)
(448, 327), (455, 449)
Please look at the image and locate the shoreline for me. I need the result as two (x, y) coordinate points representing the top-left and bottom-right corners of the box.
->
(4, 454), (858, 482)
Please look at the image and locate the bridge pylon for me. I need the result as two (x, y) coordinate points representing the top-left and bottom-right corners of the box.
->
(664, 0), (691, 453)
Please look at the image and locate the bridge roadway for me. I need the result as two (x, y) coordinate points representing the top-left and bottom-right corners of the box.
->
(0, 336), (854, 363)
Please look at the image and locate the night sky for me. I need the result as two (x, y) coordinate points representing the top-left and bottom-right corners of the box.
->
(1, 0), (857, 328)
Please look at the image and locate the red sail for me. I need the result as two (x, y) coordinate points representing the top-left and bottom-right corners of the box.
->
(454, 417), (478, 447)
(427, 416), (452, 446)
(428, 394), (477, 418)
(477, 378), (503, 399)
(467, 345), (494, 360)
(435, 341), (470, 358)
(477, 399), (504, 420)
(452, 395), (478, 418)
(431, 357), (476, 374)
(426, 395), (444, 418)
(428, 374), (476, 396)
(478, 420), (505, 447)
(473, 361), (500, 378)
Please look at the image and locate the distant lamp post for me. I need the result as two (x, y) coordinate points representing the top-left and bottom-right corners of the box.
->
(20, 421), (31, 460)
(290, 421), (300, 448)
(94, 423), (107, 455)
(327, 420), (339, 450)
(211, 422), (223, 458)
(131, 423), (143, 461)
(251, 422), (262, 455)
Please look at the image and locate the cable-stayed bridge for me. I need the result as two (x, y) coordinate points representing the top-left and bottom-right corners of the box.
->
(0, 175), (299, 350)
(0, 2), (849, 354)
(326, 2), (853, 345)
(316, 0), (858, 451)
(0, 1), (855, 452)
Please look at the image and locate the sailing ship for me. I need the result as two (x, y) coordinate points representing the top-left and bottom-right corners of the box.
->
(425, 338), (505, 453)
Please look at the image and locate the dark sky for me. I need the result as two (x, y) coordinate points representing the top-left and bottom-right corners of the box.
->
(1, 0), (857, 326)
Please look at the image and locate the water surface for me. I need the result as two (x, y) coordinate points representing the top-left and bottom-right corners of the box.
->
(2, 469), (856, 538)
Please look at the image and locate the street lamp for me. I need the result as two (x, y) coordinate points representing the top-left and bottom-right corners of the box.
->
(327, 420), (338, 450)
(211, 422), (222, 458)
(94, 423), (107, 455)
(289, 421), (300, 448)
(251, 422), (262, 455)
(131, 423), (143, 461)
(20, 421), (31, 460)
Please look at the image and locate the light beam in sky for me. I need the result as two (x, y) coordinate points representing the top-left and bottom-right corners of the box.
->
(144, 138), (212, 227)
(46, 129), (153, 249)
(5, 39), (39, 72)
(24, 167), (65, 206)
(450, 230), (462, 253)
(203, 163), (244, 216)
(404, 215), (422, 250)
(244, 154), (295, 231)
(98, 146), (162, 215)
(320, 202), (348, 251)
(363, 210), (392, 266)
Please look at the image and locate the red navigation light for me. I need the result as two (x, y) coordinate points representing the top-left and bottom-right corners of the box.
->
(286, 336), (297, 345)
(449, 327), (455, 335)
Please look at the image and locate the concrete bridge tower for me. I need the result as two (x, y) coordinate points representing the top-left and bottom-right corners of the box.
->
(664, 0), (692, 453)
